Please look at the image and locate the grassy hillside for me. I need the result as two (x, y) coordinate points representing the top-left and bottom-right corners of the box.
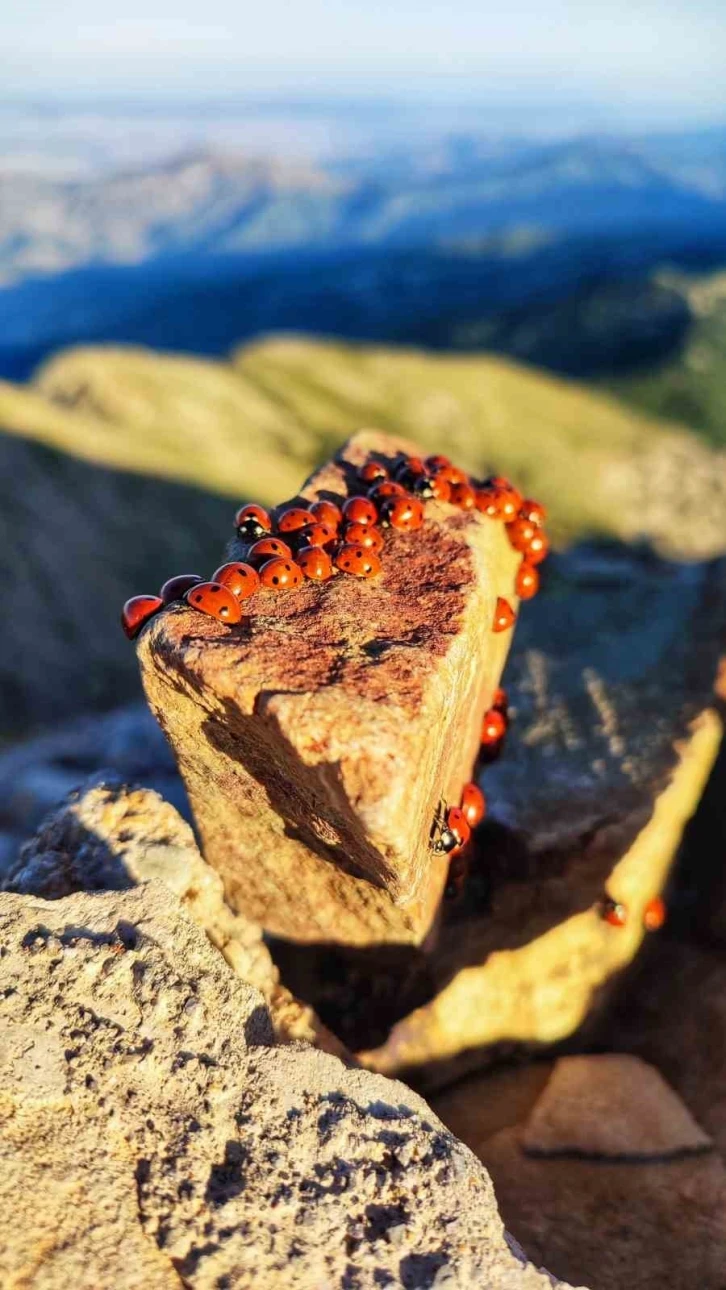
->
(3, 334), (726, 735)
(603, 270), (726, 447)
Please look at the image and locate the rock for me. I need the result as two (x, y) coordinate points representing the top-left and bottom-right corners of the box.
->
(520, 1054), (711, 1159)
(2, 775), (343, 1055)
(352, 544), (725, 1077)
(0, 885), (581, 1289)
(432, 1055), (726, 1290)
(137, 430), (521, 947)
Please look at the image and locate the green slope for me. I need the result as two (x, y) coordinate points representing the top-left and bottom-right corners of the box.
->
(3, 334), (726, 735)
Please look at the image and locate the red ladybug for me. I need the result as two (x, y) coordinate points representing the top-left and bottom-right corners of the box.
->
(520, 498), (547, 527)
(394, 455), (426, 481)
(643, 896), (667, 932)
(506, 517), (537, 553)
(425, 454), (451, 472)
(381, 496), (424, 531)
(247, 537), (292, 567)
(277, 507), (316, 533)
(310, 499), (343, 529)
(343, 521), (384, 553)
(342, 496), (378, 527)
(121, 595), (164, 640)
(438, 463), (469, 486)
(492, 686), (508, 713)
(186, 582), (242, 624)
(211, 562), (260, 601)
(492, 597), (516, 632)
(234, 503), (271, 541)
(334, 545), (382, 578)
(359, 461), (389, 485)
(297, 545), (334, 581)
(601, 897), (628, 928)
(428, 474), (452, 503)
(486, 477), (523, 521)
(159, 573), (202, 604)
(481, 708), (507, 745)
(526, 532), (550, 565)
(446, 805), (471, 853)
(515, 562), (539, 600)
(475, 487), (504, 519)
(369, 481), (406, 504)
(295, 522), (337, 549)
(259, 558), (304, 590)
(448, 481), (476, 510)
(460, 782), (486, 828)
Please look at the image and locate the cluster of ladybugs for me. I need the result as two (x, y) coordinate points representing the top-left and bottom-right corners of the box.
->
(121, 450), (550, 641)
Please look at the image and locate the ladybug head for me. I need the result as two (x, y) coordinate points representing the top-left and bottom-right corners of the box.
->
(434, 827), (458, 855)
(237, 517), (268, 542)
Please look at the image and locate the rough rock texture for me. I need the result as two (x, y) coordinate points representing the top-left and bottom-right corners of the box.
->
(137, 430), (521, 947)
(432, 1054), (725, 1290)
(2, 775), (343, 1054)
(274, 545), (725, 1071)
(0, 885), (581, 1290)
(520, 1054), (711, 1159)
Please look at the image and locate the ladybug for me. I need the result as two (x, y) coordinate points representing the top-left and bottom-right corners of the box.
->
(211, 562), (260, 601)
(475, 487), (504, 519)
(643, 896), (667, 932)
(259, 558), (304, 590)
(159, 573), (202, 604)
(342, 496), (378, 527)
(394, 455), (427, 482)
(492, 597), (516, 632)
(247, 537), (292, 567)
(506, 517), (538, 553)
(520, 498), (547, 527)
(601, 897), (628, 928)
(334, 545), (382, 578)
(277, 507), (317, 533)
(381, 496), (424, 531)
(427, 474), (452, 504)
(295, 522), (337, 549)
(343, 521), (384, 553)
(437, 463), (469, 486)
(481, 707), (507, 746)
(449, 481), (476, 510)
(369, 481), (407, 504)
(485, 477), (523, 522)
(460, 782), (486, 828)
(121, 595), (164, 640)
(515, 562), (539, 600)
(310, 499), (343, 529)
(425, 454), (452, 472)
(526, 532), (550, 566)
(359, 461), (389, 485)
(297, 545), (334, 581)
(409, 473), (436, 500)
(434, 825), (459, 855)
(186, 582), (242, 624)
(446, 806), (471, 853)
(493, 686), (508, 712)
(235, 503), (271, 542)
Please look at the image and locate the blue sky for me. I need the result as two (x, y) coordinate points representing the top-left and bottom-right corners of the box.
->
(3, 0), (726, 128)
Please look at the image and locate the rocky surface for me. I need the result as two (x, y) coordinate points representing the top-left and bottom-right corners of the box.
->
(138, 429), (521, 947)
(432, 1054), (725, 1290)
(0, 884), (581, 1289)
(2, 775), (344, 1054)
(273, 544), (726, 1071)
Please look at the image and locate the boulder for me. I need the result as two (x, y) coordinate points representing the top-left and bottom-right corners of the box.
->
(2, 775), (343, 1054)
(137, 430), (521, 947)
(0, 885), (581, 1290)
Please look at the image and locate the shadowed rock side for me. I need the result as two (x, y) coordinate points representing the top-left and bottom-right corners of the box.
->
(0, 884), (584, 1290)
(2, 775), (344, 1055)
(432, 1054), (725, 1290)
(273, 544), (725, 1071)
(137, 429), (521, 947)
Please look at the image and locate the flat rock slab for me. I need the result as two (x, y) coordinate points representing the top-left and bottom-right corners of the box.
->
(0, 884), (581, 1290)
(137, 430), (521, 946)
(521, 1054), (711, 1160)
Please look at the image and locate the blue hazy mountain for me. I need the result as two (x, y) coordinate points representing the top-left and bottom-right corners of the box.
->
(1, 128), (726, 379)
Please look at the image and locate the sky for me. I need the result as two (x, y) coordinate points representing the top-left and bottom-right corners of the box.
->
(2, 0), (726, 130)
